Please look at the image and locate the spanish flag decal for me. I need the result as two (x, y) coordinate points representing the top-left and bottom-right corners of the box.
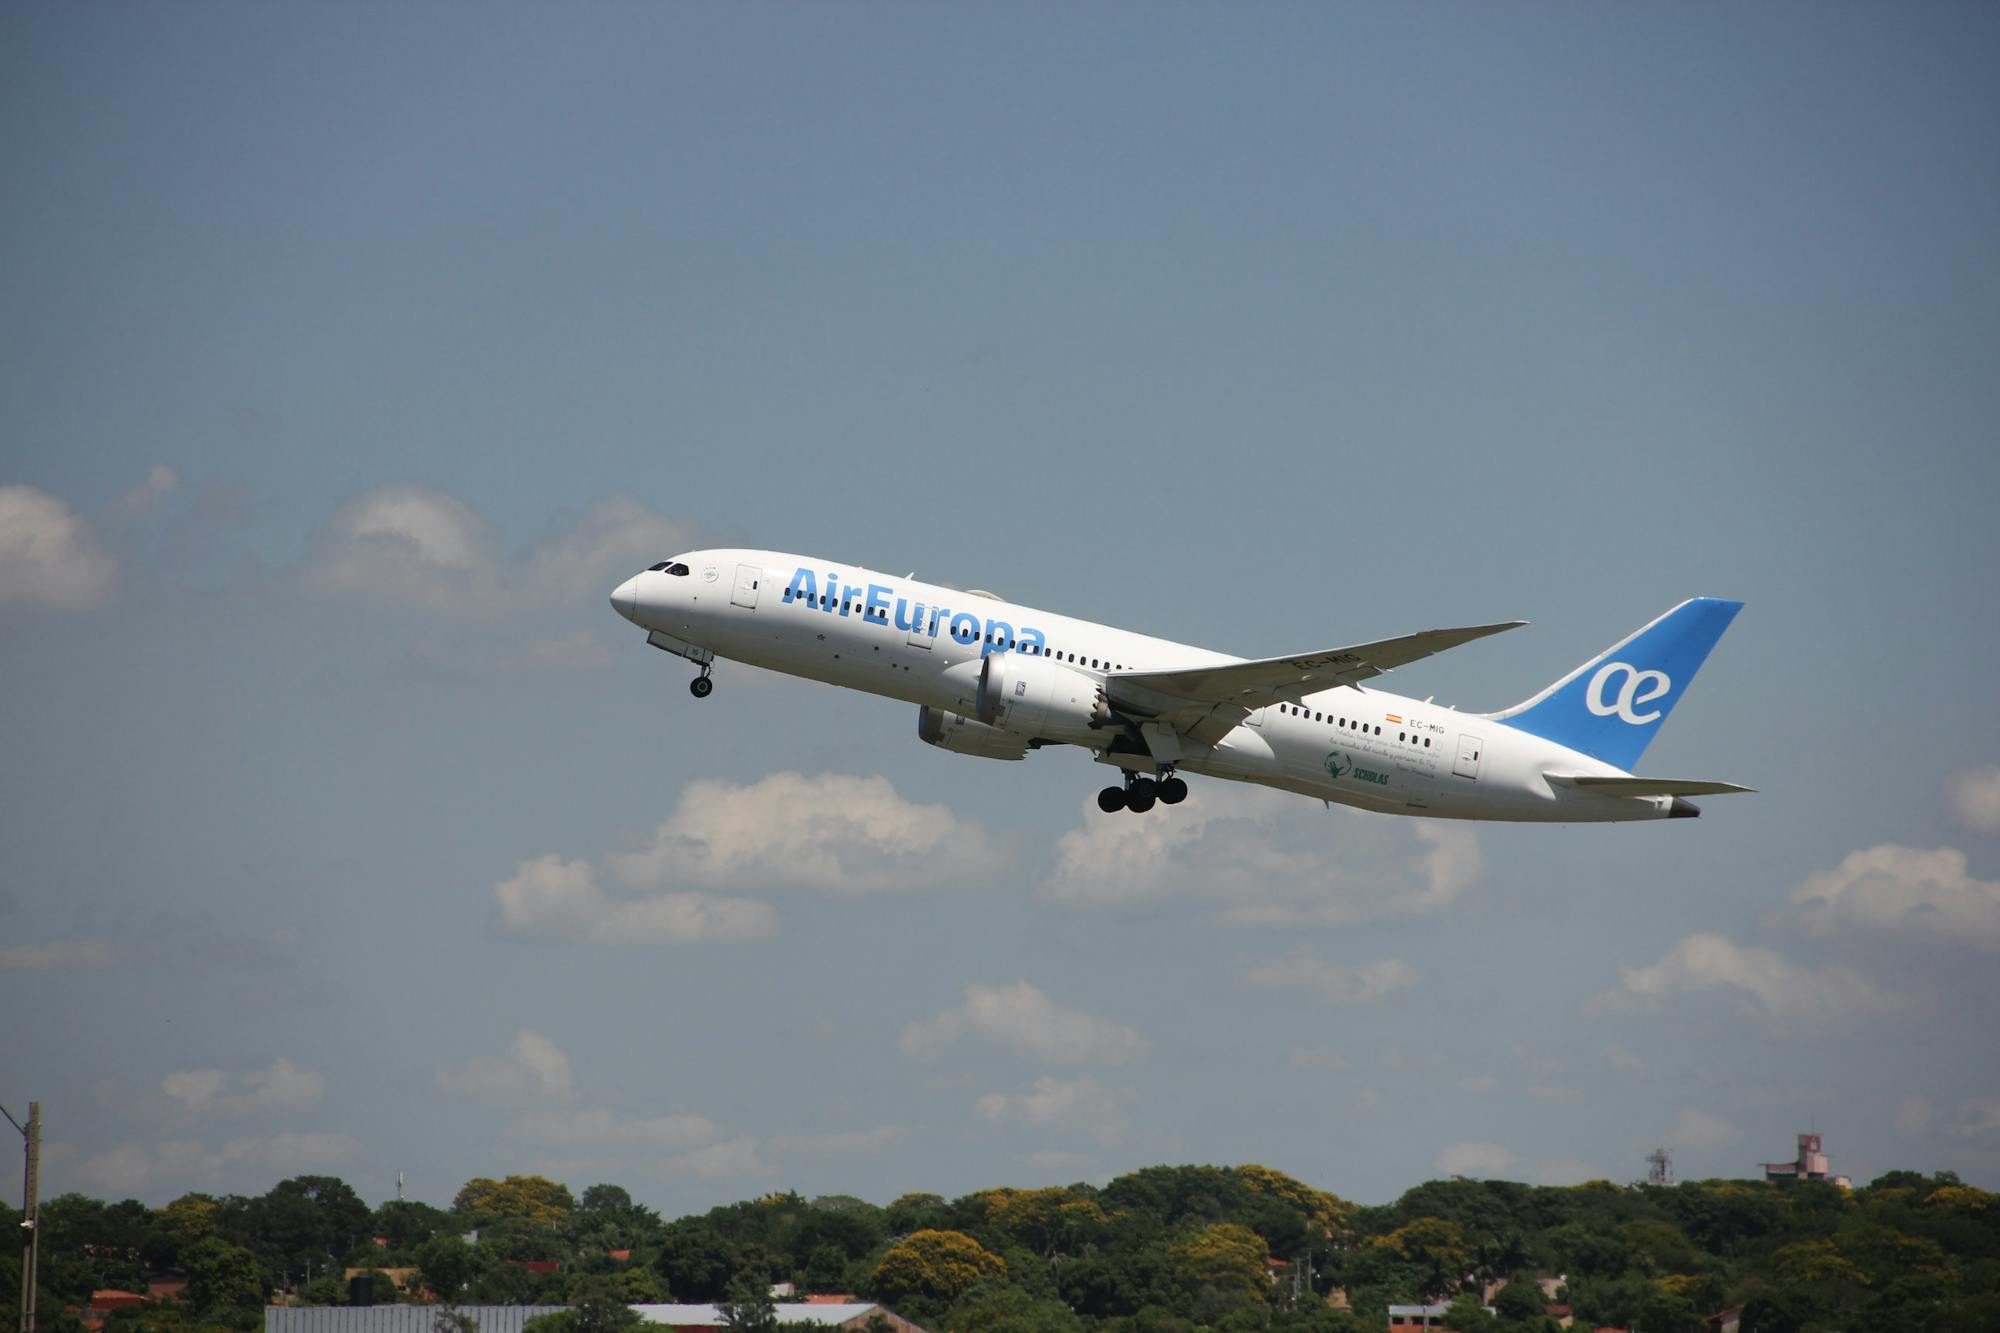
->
(1385, 713), (1403, 724)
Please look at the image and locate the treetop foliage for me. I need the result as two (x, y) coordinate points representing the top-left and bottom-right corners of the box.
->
(5, 1164), (1995, 1332)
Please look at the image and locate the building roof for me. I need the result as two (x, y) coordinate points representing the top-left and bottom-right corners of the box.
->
(633, 1304), (883, 1326)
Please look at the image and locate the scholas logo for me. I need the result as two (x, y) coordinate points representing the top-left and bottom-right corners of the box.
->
(1325, 751), (1388, 786)
(781, 568), (1047, 659)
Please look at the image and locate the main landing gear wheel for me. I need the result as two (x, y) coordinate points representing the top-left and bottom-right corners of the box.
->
(1125, 778), (1157, 813)
(1158, 776), (1188, 804)
(1096, 785), (1127, 813)
(689, 674), (714, 698)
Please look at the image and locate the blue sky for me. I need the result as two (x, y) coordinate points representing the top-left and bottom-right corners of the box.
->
(4, 2), (1998, 1215)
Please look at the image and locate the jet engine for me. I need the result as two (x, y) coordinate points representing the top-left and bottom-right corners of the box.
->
(916, 706), (1029, 760)
(975, 652), (1112, 744)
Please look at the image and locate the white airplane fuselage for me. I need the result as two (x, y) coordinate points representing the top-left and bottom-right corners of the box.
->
(612, 549), (1743, 824)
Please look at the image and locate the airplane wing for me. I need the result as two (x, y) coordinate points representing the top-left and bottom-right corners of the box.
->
(1547, 775), (1756, 797)
(1105, 621), (1526, 737)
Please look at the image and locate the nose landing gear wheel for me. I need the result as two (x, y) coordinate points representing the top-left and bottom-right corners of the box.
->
(689, 675), (714, 698)
(1158, 776), (1188, 804)
(1096, 785), (1127, 813)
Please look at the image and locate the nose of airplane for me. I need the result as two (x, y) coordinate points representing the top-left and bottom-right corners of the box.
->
(610, 575), (640, 623)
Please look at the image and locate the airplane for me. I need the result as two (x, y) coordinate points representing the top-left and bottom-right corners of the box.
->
(609, 550), (1751, 822)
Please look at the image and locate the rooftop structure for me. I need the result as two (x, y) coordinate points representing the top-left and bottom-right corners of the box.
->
(1761, 1132), (1852, 1189)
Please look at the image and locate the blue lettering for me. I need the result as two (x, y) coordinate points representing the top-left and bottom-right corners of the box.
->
(981, 618), (1015, 659)
(783, 567), (817, 606)
(930, 606), (950, 638)
(894, 597), (924, 632)
(865, 584), (892, 623)
(949, 612), (980, 645)
(1018, 627), (1046, 656)
(823, 572), (841, 613)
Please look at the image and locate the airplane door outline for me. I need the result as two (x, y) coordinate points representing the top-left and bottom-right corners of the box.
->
(1454, 734), (1483, 779)
(906, 604), (932, 649)
(732, 565), (761, 610)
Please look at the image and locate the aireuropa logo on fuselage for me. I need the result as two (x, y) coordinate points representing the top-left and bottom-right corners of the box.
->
(1585, 661), (1672, 724)
(782, 567), (1048, 658)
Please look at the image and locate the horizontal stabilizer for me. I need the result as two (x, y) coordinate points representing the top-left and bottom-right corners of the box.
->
(1549, 775), (1755, 797)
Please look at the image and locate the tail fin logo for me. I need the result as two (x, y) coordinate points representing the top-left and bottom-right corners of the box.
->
(1586, 662), (1671, 724)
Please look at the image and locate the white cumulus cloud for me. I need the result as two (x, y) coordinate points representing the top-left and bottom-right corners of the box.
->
(436, 1030), (576, 1106)
(114, 465), (181, 518)
(1790, 844), (2000, 951)
(505, 1108), (717, 1151)
(0, 485), (117, 610)
(309, 485), (692, 619)
(0, 938), (116, 970)
(75, 1132), (357, 1198)
(900, 982), (1149, 1066)
(1246, 954), (1417, 1006)
(977, 1076), (1129, 1146)
(1592, 932), (1915, 1024)
(494, 854), (776, 945)
(1666, 1107), (1743, 1153)
(1039, 784), (1480, 928)
(609, 771), (1003, 896)
(657, 1136), (770, 1182)
(160, 1058), (325, 1119)
(1946, 767), (2000, 835)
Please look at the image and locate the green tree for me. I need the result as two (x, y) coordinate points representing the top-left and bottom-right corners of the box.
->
(418, 1234), (488, 1302)
(570, 1279), (643, 1333)
(1443, 1292), (1494, 1331)
(942, 1280), (1085, 1332)
(866, 1229), (1006, 1309)
(182, 1237), (266, 1319)
(716, 1270), (778, 1331)
(454, 1176), (576, 1227)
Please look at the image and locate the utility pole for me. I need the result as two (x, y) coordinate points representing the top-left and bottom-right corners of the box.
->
(3, 1102), (39, 1333)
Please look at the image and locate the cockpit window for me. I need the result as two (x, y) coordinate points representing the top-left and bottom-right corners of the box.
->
(647, 561), (693, 576)
(665, 562), (690, 576)
(647, 562), (670, 571)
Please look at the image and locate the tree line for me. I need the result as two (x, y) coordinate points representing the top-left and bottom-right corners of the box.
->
(4, 1163), (1996, 1332)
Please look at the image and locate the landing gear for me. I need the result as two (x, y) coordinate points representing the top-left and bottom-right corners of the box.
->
(689, 671), (714, 698)
(1097, 770), (1187, 814)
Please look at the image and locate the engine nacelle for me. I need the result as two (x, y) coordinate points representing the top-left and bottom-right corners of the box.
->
(916, 706), (1029, 760)
(975, 652), (1111, 744)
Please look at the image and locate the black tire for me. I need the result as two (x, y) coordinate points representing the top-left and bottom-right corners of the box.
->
(1096, 785), (1127, 813)
(1125, 787), (1157, 813)
(689, 675), (714, 698)
(1159, 776), (1189, 804)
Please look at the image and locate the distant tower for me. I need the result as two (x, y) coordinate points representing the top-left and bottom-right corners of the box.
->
(396, 1170), (404, 1202)
(1646, 1146), (1674, 1186)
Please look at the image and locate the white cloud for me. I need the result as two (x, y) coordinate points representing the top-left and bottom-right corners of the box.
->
(1039, 784), (1480, 928)
(0, 485), (117, 610)
(1433, 1142), (1517, 1177)
(0, 938), (115, 970)
(1895, 1096), (1934, 1138)
(1946, 767), (2000, 835)
(160, 1058), (324, 1119)
(1431, 1141), (1596, 1184)
(436, 1030), (576, 1106)
(767, 1126), (908, 1159)
(1953, 1099), (2000, 1144)
(609, 772), (1003, 897)
(1246, 954), (1417, 1006)
(900, 982), (1149, 1066)
(114, 465), (180, 518)
(977, 1076), (1128, 1146)
(1790, 844), (2000, 951)
(494, 854), (776, 945)
(74, 1131), (358, 1198)
(309, 485), (691, 620)
(506, 1108), (717, 1151)
(1604, 1044), (1647, 1073)
(1287, 1046), (1349, 1072)
(1592, 932), (1915, 1023)
(658, 1136), (769, 1181)
(1666, 1108), (1743, 1153)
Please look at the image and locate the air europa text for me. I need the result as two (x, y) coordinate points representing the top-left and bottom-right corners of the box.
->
(781, 568), (1048, 659)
